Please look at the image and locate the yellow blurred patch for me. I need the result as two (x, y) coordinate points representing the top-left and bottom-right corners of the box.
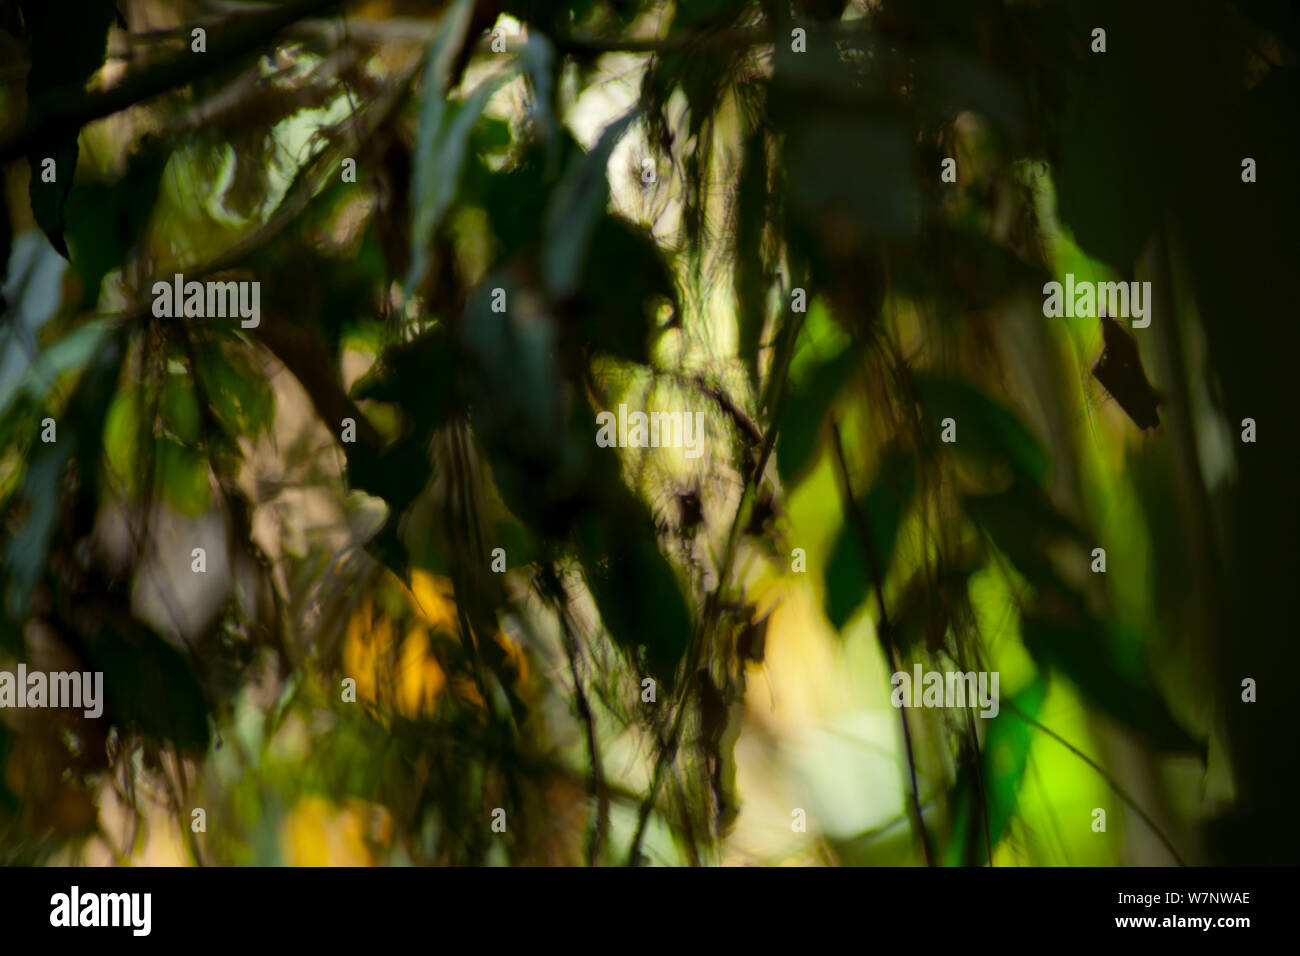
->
(407, 569), (458, 633)
(397, 625), (446, 716)
(282, 795), (379, 866)
(340, 569), (527, 716)
(341, 578), (448, 718)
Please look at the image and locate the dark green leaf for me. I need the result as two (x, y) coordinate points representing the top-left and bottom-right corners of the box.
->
(197, 340), (275, 439)
(576, 491), (692, 690)
(1053, 72), (1155, 273)
(964, 478), (1084, 595)
(20, 0), (118, 257)
(88, 621), (211, 752)
(3, 326), (122, 618)
(914, 376), (1047, 485)
(0, 231), (69, 417)
(946, 675), (1047, 866)
(775, 344), (857, 486)
(155, 437), (210, 515)
(542, 111), (639, 299)
(567, 214), (676, 363)
(892, 551), (982, 654)
(405, 0), (489, 293)
(824, 448), (917, 629)
(63, 149), (167, 310)
(1021, 615), (1204, 756)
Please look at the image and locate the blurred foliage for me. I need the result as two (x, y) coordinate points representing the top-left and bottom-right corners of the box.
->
(0, 0), (1295, 866)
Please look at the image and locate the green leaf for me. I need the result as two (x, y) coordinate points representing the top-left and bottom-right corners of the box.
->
(161, 373), (200, 445)
(520, 32), (560, 172)
(964, 478), (1084, 594)
(914, 377), (1047, 485)
(824, 448), (916, 629)
(1053, 73), (1154, 273)
(404, 0), (490, 293)
(3, 327), (122, 618)
(775, 343), (857, 486)
(541, 111), (639, 299)
(102, 386), (141, 492)
(0, 317), (110, 422)
(0, 231), (69, 418)
(197, 341), (274, 438)
(891, 551), (982, 654)
(1021, 615), (1203, 756)
(576, 491), (692, 690)
(88, 621), (211, 752)
(946, 676), (1047, 866)
(155, 438), (210, 515)
(63, 149), (168, 310)
(567, 214), (676, 363)
(21, 0), (119, 257)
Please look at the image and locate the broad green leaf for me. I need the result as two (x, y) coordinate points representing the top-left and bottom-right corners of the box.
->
(102, 387), (141, 492)
(155, 437), (211, 515)
(22, 0), (118, 257)
(946, 675), (1047, 866)
(914, 377), (1047, 485)
(63, 149), (168, 310)
(541, 111), (639, 299)
(577, 491), (692, 690)
(0, 231), (69, 417)
(775, 342), (857, 486)
(88, 621), (211, 752)
(197, 342), (274, 438)
(1021, 615), (1204, 756)
(824, 448), (916, 629)
(0, 317), (111, 421)
(3, 328), (122, 618)
(964, 478), (1084, 595)
(161, 373), (201, 444)
(404, 0), (486, 293)
(568, 214), (676, 363)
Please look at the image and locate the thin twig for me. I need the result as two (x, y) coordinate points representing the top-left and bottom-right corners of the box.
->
(1005, 701), (1187, 866)
(829, 419), (934, 866)
(555, 585), (608, 866)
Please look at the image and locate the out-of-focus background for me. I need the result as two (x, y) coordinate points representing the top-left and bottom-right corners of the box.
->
(1, 0), (1296, 866)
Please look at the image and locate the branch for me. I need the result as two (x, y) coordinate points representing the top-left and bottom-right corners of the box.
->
(0, 0), (343, 165)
